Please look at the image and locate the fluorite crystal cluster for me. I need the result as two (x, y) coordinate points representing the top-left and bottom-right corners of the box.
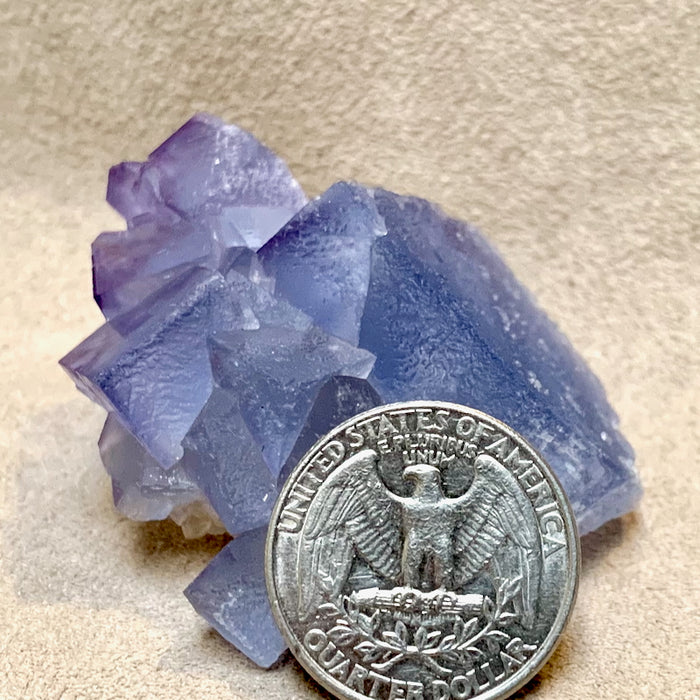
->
(61, 114), (641, 667)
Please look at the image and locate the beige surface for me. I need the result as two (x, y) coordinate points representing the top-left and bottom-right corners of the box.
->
(1, 1), (699, 698)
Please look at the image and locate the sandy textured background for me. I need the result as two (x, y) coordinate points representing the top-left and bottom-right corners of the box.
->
(1, 1), (699, 698)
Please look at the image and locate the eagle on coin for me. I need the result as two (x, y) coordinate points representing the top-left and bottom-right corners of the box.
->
(298, 449), (541, 628)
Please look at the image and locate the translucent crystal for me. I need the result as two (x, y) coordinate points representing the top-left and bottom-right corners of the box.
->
(259, 182), (386, 344)
(95, 113), (307, 319)
(181, 330), (375, 535)
(260, 182), (641, 534)
(60, 119), (643, 670)
(206, 326), (375, 478)
(184, 527), (286, 668)
(278, 375), (383, 485)
(60, 269), (315, 468)
(61, 269), (248, 467)
(181, 387), (280, 536)
(92, 219), (213, 320)
(99, 413), (225, 538)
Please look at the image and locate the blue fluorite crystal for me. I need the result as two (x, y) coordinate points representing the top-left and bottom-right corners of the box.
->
(181, 387), (279, 536)
(263, 182), (641, 534)
(278, 375), (383, 485)
(207, 326), (375, 478)
(184, 527), (286, 668)
(60, 267), (346, 470)
(258, 182), (386, 344)
(61, 268), (251, 467)
(95, 113), (307, 319)
(100, 412), (202, 521)
(181, 332), (374, 534)
(183, 375), (383, 663)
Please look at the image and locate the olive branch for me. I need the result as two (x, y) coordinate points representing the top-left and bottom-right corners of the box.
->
(317, 577), (524, 677)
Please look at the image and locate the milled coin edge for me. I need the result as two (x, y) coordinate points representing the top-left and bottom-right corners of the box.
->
(265, 401), (581, 700)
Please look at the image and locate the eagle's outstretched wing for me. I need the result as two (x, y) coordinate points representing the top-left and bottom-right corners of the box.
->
(453, 454), (542, 628)
(297, 449), (403, 621)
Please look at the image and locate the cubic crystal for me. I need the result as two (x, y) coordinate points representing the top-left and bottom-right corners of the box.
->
(62, 268), (248, 467)
(259, 182), (385, 344)
(278, 375), (383, 485)
(184, 527), (286, 668)
(95, 113), (307, 319)
(181, 387), (279, 536)
(180, 329), (375, 537)
(207, 326), (375, 478)
(61, 268), (321, 468)
(260, 182), (641, 534)
(99, 413), (224, 538)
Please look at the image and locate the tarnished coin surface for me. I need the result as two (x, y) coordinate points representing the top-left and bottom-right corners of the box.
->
(266, 402), (579, 700)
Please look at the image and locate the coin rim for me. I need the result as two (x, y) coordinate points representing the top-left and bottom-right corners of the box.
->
(266, 401), (580, 700)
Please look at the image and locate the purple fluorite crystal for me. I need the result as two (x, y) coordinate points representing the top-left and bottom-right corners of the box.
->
(184, 527), (286, 668)
(60, 115), (642, 669)
(95, 113), (307, 319)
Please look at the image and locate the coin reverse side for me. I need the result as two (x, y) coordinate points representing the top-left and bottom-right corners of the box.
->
(266, 402), (579, 700)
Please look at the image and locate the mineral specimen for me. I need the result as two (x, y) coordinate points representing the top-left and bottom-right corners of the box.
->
(181, 329), (375, 535)
(94, 113), (307, 319)
(60, 115), (642, 670)
(184, 527), (287, 668)
(261, 182), (641, 535)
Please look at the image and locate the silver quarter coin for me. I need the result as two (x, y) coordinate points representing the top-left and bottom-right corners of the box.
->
(266, 401), (579, 700)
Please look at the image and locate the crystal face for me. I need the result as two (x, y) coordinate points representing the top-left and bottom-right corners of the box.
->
(95, 113), (307, 319)
(207, 326), (375, 478)
(100, 413), (225, 539)
(262, 183), (641, 535)
(277, 374), (383, 486)
(184, 527), (287, 668)
(61, 268), (253, 467)
(60, 116), (641, 669)
(60, 267), (356, 470)
(258, 181), (386, 344)
(181, 333), (374, 535)
(181, 387), (280, 537)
